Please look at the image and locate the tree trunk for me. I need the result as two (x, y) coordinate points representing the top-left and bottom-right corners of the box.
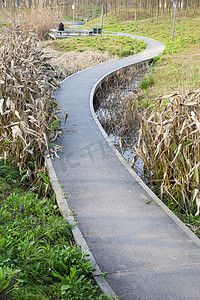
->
(156, 0), (159, 19)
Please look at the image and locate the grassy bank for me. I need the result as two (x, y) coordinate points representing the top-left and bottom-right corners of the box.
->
(50, 35), (146, 58)
(85, 10), (200, 100)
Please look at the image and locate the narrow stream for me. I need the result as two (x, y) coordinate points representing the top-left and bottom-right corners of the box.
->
(94, 62), (148, 176)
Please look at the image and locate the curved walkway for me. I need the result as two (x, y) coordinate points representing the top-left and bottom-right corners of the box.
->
(49, 34), (200, 299)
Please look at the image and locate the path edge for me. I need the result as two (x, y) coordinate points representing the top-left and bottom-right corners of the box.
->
(89, 64), (200, 250)
(46, 32), (200, 300)
(46, 156), (118, 299)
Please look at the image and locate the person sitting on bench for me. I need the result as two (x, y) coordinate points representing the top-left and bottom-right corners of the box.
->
(58, 22), (64, 32)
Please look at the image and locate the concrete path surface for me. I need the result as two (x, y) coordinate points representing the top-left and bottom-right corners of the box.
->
(51, 34), (200, 299)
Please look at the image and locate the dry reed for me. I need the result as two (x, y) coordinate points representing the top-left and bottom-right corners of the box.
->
(15, 3), (63, 40)
(133, 90), (200, 215)
(0, 28), (62, 189)
(43, 47), (112, 79)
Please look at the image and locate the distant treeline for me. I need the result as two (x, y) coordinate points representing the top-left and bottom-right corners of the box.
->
(1, 0), (199, 20)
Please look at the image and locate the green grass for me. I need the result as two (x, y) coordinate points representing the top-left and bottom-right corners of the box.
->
(0, 163), (110, 299)
(51, 35), (146, 58)
(140, 75), (154, 90)
(0, 162), (24, 204)
(84, 10), (200, 99)
(89, 10), (200, 45)
(0, 22), (8, 28)
(52, 10), (200, 99)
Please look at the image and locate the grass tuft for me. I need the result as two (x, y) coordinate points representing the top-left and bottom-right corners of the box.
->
(140, 75), (154, 90)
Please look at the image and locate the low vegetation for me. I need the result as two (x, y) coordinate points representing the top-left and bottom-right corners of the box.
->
(0, 162), (109, 299)
(44, 35), (146, 79)
(51, 35), (146, 58)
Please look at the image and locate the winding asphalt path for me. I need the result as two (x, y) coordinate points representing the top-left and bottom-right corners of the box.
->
(52, 34), (200, 299)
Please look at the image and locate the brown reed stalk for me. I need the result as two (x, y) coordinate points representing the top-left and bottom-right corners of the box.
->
(0, 28), (62, 190)
(45, 49), (111, 79)
(15, 2), (63, 40)
(133, 90), (200, 215)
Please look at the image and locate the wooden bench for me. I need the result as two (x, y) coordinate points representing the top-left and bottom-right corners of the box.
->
(49, 29), (92, 39)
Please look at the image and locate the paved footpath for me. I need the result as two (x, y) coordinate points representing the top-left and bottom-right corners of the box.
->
(51, 34), (200, 299)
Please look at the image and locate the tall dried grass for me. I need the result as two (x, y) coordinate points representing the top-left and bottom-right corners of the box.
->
(133, 90), (200, 215)
(15, 3), (63, 40)
(44, 48), (112, 79)
(0, 28), (61, 189)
